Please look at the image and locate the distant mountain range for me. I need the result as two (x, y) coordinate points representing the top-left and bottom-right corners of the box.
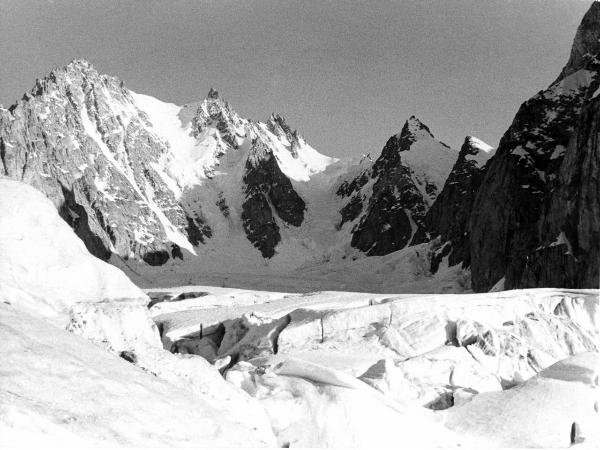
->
(1, 1), (598, 291)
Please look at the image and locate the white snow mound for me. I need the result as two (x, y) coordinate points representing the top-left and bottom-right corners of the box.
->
(0, 178), (147, 325)
(0, 303), (273, 447)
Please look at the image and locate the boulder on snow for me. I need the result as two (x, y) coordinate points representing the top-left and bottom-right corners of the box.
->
(0, 178), (147, 325)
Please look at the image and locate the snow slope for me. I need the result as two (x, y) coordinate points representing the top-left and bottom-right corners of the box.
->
(0, 303), (273, 447)
(0, 178), (147, 325)
(443, 352), (600, 447)
(116, 237), (470, 293)
(131, 90), (336, 188)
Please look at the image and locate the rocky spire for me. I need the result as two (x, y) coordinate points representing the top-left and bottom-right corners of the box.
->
(207, 87), (219, 100)
(557, 1), (600, 81)
(267, 113), (292, 137)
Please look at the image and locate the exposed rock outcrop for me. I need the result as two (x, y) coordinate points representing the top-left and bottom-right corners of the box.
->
(423, 136), (494, 272)
(520, 94), (600, 288)
(469, 2), (600, 291)
(242, 138), (306, 257)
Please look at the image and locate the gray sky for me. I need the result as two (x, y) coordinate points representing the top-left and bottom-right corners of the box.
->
(0, 0), (592, 158)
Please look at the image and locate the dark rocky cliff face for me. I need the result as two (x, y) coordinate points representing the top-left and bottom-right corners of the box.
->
(424, 137), (493, 272)
(520, 95), (599, 288)
(338, 116), (456, 256)
(242, 138), (306, 258)
(469, 2), (600, 291)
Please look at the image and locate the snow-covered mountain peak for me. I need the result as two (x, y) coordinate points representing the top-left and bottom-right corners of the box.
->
(268, 113), (289, 128)
(399, 115), (435, 142)
(46, 59), (120, 91)
(28, 58), (103, 101)
(58, 58), (95, 76)
(191, 91), (247, 154)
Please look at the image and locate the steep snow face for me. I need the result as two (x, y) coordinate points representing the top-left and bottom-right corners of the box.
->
(130, 92), (223, 192)
(260, 114), (337, 182)
(0, 178), (147, 325)
(79, 104), (198, 256)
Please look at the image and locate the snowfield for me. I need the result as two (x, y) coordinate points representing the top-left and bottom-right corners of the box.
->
(1, 178), (599, 447)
